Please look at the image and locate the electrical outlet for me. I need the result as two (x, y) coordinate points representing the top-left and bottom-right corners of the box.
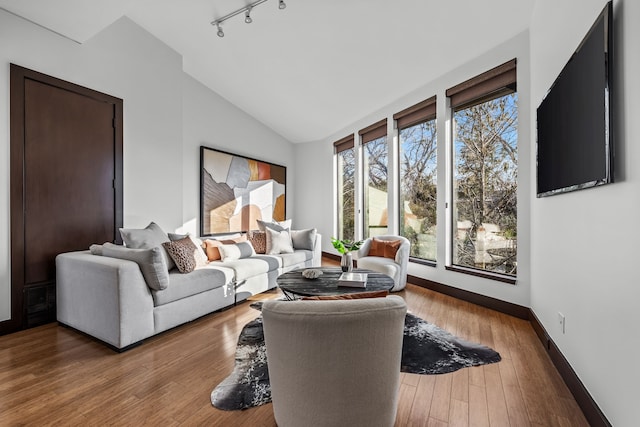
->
(558, 312), (566, 334)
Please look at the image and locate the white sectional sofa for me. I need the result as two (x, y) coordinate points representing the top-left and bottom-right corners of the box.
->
(55, 233), (321, 351)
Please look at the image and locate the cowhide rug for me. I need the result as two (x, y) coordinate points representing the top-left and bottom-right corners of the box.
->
(211, 311), (501, 411)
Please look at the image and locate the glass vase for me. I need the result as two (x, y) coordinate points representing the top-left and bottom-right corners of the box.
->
(340, 252), (353, 272)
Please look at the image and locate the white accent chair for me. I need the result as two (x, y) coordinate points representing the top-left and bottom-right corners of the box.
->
(355, 235), (410, 291)
(262, 296), (407, 427)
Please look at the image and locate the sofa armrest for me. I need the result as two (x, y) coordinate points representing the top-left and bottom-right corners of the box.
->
(355, 239), (372, 259)
(56, 251), (155, 349)
(395, 241), (410, 266)
(312, 233), (322, 267)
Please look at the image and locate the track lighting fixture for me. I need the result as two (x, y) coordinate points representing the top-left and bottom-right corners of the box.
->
(210, 0), (287, 38)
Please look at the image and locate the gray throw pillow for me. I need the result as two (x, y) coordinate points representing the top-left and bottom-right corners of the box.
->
(256, 219), (292, 233)
(265, 227), (294, 255)
(102, 242), (170, 290)
(119, 222), (175, 271)
(219, 241), (256, 261)
(290, 228), (317, 251)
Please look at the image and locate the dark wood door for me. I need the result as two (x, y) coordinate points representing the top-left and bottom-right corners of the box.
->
(4, 64), (123, 333)
(24, 79), (116, 285)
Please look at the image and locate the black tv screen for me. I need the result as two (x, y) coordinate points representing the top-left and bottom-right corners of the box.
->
(536, 1), (613, 197)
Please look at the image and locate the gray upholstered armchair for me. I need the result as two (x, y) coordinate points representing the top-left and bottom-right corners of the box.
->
(355, 235), (410, 291)
(262, 296), (407, 427)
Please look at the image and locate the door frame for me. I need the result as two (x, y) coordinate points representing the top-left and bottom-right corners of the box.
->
(1, 64), (123, 334)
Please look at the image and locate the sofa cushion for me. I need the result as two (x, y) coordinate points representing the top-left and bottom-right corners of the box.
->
(252, 255), (283, 269)
(357, 256), (399, 280)
(102, 243), (170, 290)
(215, 257), (280, 281)
(119, 222), (175, 271)
(277, 250), (312, 267)
(152, 265), (233, 306)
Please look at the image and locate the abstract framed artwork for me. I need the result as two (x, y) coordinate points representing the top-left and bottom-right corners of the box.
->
(200, 146), (286, 236)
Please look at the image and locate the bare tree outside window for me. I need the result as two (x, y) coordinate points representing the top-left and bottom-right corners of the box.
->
(363, 136), (388, 238)
(399, 119), (437, 261)
(453, 92), (517, 275)
(337, 148), (355, 241)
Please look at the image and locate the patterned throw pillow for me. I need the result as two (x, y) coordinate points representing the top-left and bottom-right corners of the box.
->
(162, 237), (197, 273)
(168, 233), (208, 267)
(248, 231), (267, 254)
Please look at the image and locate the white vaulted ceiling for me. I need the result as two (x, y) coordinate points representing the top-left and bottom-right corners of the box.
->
(0, 0), (536, 142)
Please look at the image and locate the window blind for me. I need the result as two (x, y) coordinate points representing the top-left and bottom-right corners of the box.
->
(333, 134), (354, 153)
(393, 96), (437, 129)
(446, 59), (517, 109)
(358, 119), (387, 144)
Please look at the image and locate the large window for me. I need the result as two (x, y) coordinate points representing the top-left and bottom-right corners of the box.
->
(360, 120), (388, 238)
(335, 135), (355, 241)
(332, 59), (518, 283)
(448, 60), (517, 276)
(395, 97), (437, 261)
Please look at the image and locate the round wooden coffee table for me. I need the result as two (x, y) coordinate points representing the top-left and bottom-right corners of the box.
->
(277, 267), (394, 300)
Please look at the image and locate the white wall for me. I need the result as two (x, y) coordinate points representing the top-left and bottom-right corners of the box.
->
(0, 11), (294, 322)
(530, 1), (639, 425)
(0, 12), (181, 321)
(295, 31), (531, 307)
(180, 74), (295, 235)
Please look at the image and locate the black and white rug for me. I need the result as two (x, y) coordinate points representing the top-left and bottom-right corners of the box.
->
(210, 311), (501, 411)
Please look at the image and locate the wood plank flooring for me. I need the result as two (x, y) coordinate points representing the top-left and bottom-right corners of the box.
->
(0, 259), (589, 426)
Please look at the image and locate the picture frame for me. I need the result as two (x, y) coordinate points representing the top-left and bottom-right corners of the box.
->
(200, 146), (286, 236)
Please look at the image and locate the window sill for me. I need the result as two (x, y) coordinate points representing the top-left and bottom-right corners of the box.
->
(445, 265), (516, 285)
(409, 257), (436, 268)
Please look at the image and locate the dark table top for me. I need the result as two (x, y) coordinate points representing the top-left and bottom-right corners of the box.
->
(277, 267), (394, 297)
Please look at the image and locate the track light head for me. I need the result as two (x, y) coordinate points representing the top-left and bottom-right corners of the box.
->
(212, 0), (287, 39)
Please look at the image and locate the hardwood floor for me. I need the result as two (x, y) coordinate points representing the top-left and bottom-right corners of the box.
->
(0, 260), (588, 426)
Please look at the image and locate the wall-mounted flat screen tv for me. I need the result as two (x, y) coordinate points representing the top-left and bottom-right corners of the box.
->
(536, 1), (613, 197)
